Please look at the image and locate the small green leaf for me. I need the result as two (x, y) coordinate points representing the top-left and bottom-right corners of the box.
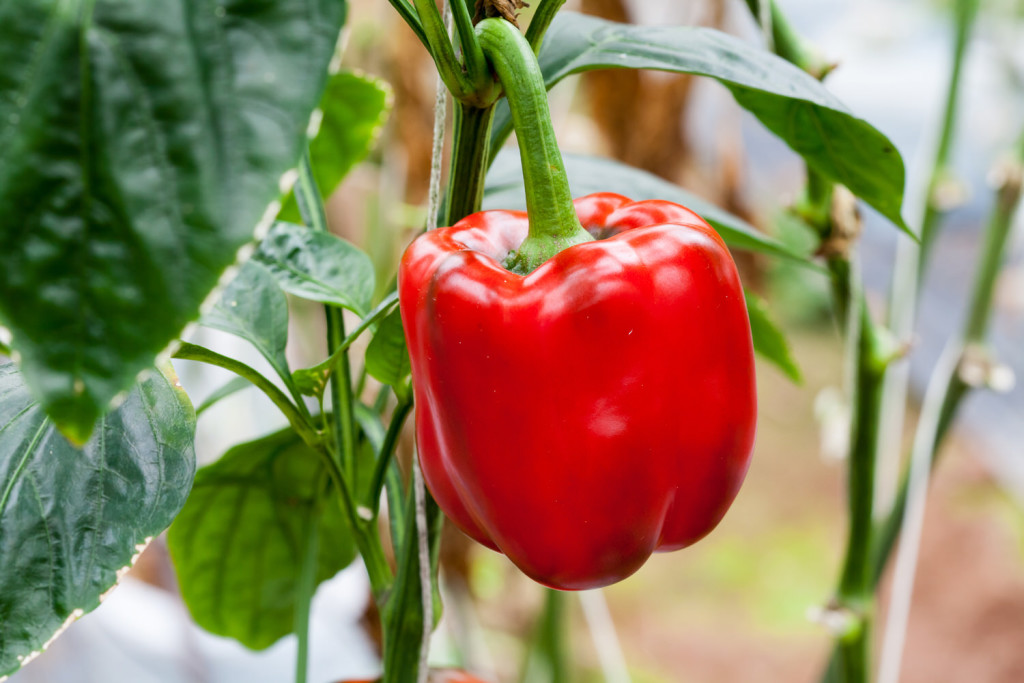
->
(0, 361), (196, 677)
(292, 366), (331, 398)
(0, 0), (348, 442)
(201, 260), (292, 386)
(365, 308), (411, 391)
(492, 12), (909, 235)
(485, 150), (810, 263)
(746, 289), (802, 383)
(168, 428), (357, 651)
(255, 221), (375, 315)
(280, 70), (393, 221)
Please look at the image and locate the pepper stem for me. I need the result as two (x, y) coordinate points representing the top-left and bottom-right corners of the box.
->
(476, 17), (593, 274)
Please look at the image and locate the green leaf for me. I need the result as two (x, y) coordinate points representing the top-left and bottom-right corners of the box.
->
(491, 12), (908, 234)
(746, 289), (802, 383)
(365, 308), (411, 391)
(279, 70), (393, 221)
(168, 427), (357, 651)
(201, 260), (292, 387)
(255, 221), (375, 315)
(485, 150), (810, 263)
(0, 361), (196, 677)
(0, 0), (348, 443)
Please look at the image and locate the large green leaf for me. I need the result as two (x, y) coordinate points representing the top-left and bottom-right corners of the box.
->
(745, 289), (802, 383)
(485, 150), (809, 262)
(168, 428), (356, 650)
(201, 260), (292, 387)
(279, 69), (393, 221)
(0, 361), (196, 677)
(254, 221), (376, 315)
(0, 0), (348, 444)
(491, 12), (908, 234)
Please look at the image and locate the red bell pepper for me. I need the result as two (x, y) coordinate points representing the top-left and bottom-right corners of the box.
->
(399, 192), (756, 589)
(397, 18), (756, 590)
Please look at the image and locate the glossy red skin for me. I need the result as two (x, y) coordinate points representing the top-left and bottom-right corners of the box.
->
(398, 193), (757, 590)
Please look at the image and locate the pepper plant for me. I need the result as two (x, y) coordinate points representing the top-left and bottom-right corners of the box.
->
(0, 0), (1016, 682)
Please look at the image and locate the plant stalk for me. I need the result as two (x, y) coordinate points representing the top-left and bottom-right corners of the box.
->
(445, 102), (497, 226)
(293, 507), (321, 683)
(741, 2), (884, 680)
(295, 151), (396, 607)
(296, 153), (360, 484)
(872, 136), (1024, 583)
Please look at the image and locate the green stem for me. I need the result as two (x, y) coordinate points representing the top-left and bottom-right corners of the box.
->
(295, 151), (395, 606)
(827, 294), (884, 683)
(916, 0), (980, 264)
(871, 0), (982, 590)
(871, 140), (1024, 585)
(961, 160), (1021, 340)
(173, 342), (320, 448)
(296, 152), (359, 482)
(476, 17), (592, 274)
(386, 458), (408, 555)
(524, 0), (567, 53)
(297, 292), (399, 392)
(367, 395), (414, 513)
(519, 589), (570, 683)
(837, 300), (885, 602)
(445, 102), (497, 226)
(294, 504), (321, 683)
(329, 457), (394, 603)
(801, 169), (835, 239)
(744, 0), (833, 79)
(742, 2), (882, 679)
(414, 0), (474, 100)
(388, 0), (430, 50)
(382, 484), (445, 683)
(451, 0), (492, 98)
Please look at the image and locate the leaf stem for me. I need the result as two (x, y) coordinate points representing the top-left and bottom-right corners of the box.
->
(524, 0), (567, 54)
(172, 342), (320, 448)
(744, 0), (833, 79)
(388, 0), (431, 50)
(413, 0), (475, 100)
(367, 394), (414, 513)
(297, 292), (399, 390)
(451, 0), (493, 98)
